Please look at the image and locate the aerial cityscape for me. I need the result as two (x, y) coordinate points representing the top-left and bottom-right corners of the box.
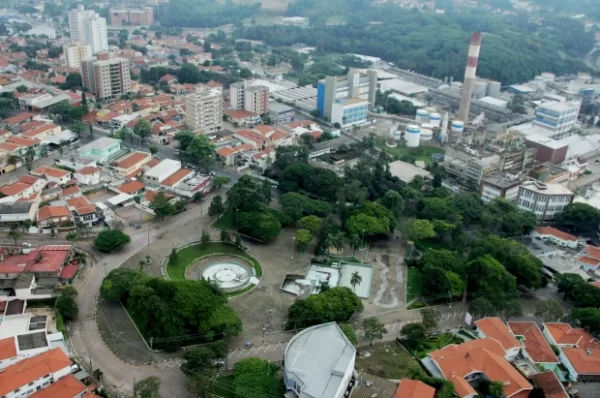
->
(0, 0), (599, 397)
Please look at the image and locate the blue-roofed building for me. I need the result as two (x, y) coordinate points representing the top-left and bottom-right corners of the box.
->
(533, 101), (580, 139)
(284, 322), (356, 398)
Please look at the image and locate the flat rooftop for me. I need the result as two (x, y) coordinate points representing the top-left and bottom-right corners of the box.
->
(285, 322), (355, 398)
(519, 181), (573, 195)
(525, 134), (566, 149)
(79, 137), (120, 152)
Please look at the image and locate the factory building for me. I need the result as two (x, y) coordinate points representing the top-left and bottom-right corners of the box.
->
(109, 7), (153, 26)
(330, 98), (369, 128)
(317, 70), (377, 120)
(524, 135), (568, 165)
(533, 101), (580, 138)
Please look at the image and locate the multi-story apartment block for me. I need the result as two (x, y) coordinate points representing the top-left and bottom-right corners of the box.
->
(516, 180), (574, 220)
(229, 81), (245, 110)
(109, 7), (153, 26)
(244, 85), (269, 115)
(317, 70), (377, 120)
(68, 5), (108, 55)
(185, 88), (223, 133)
(62, 43), (92, 69)
(81, 53), (131, 100)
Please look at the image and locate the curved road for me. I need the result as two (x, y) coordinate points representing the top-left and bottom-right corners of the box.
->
(69, 203), (212, 397)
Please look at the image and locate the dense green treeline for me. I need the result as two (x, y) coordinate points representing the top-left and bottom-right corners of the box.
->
(243, 9), (593, 84)
(159, 0), (261, 28)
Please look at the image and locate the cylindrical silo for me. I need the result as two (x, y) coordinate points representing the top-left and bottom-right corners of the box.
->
(415, 109), (429, 123)
(473, 81), (488, 99)
(451, 120), (465, 133)
(429, 113), (441, 127)
(393, 130), (402, 141)
(487, 81), (501, 98)
(405, 125), (421, 147)
(420, 127), (433, 141)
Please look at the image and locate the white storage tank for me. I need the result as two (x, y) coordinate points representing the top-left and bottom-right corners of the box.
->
(473, 81), (488, 99)
(393, 130), (401, 141)
(451, 120), (465, 133)
(405, 124), (421, 147)
(420, 127), (433, 141)
(429, 113), (441, 127)
(487, 81), (501, 98)
(415, 109), (429, 123)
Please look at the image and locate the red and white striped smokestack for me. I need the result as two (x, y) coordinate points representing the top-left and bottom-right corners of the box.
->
(457, 32), (482, 123)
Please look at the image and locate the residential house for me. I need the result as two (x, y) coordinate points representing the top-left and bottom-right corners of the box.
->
(139, 190), (177, 214)
(111, 151), (151, 178)
(0, 175), (47, 202)
(118, 180), (145, 195)
(31, 167), (71, 185)
(424, 338), (532, 398)
(394, 379), (435, 398)
(542, 322), (600, 381)
(216, 146), (240, 166)
(73, 166), (101, 186)
(37, 206), (72, 228)
(529, 372), (568, 398)
(247, 148), (275, 172)
(282, 120), (323, 141)
(77, 137), (123, 164)
(66, 196), (101, 227)
(507, 322), (559, 367)
(234, 129), (269, 150)
(29, 374), (95, 398)
(169, 174), (212, 198)
(224, 109), (261, 127)
(578, 245), (600, 271)
(0, 348), (73, 398)
(160, 169), (193, 191)
(144, 159), (181, 188)
(3, 112), (35, 128)
(475, 317), (521, 361)
(61, 186), (82, 200)
(21, 124), (60, 141)
(532, 226), (579, 249)
(0, 203), (37, 224)
(0, 245), (73, 279)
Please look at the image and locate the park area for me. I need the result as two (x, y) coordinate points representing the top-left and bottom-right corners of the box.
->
(355, 342), (423, 379)
(376, 140), (444, 166)
(166, 242), (262, 280)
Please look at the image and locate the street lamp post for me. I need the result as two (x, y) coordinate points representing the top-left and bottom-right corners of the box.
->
(291, 236), (295, 259)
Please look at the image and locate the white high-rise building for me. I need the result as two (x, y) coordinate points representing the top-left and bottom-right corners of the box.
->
(63, 43), (92, 69)
(68, 5), (108, 55)
(185, 89), (223, 133)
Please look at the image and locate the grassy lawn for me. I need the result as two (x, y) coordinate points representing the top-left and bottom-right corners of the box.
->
(212, 209), (235, 230)
(211, 375), (236, 398)
(406, 267), (423, 303)
(376, 140), (444, 166)
(167, 242), (262, 280)
(355, 342), (423, 379)
(410, 333), (464, 359)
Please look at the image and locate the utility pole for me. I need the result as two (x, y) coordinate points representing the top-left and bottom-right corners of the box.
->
(88, 347), (92, 370)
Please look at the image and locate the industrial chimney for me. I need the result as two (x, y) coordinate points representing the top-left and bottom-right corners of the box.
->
(458, 32), (482, 122)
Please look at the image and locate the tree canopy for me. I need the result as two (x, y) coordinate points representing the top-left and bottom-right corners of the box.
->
(287, 287), (363, 329)
(94, 230), (131, 253)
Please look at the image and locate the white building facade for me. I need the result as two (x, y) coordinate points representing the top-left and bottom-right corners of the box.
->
(63, 43), (92, 69)
(68, 5), (108, 54)
(185, 89), (223, 133)
(330, 98), (368, 128)
(517, 181), (574, 221)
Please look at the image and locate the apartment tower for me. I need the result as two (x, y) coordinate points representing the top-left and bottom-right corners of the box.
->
(185, 88), (223, 133)
(68, 5), (108, 54)
(81, 53), (131, 100)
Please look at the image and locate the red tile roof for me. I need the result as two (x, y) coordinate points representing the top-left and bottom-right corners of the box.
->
(508, 322), (558, 363)
(7, 135), (40, 147)
(563, 348), (600, 375)
(224, 109), (257, 119)
(38, 205), (71, 221)
(66, 196), (91, 209)
(476, 317), (521, 351)
(590, 281), (600, 288)
(161, 168), (192, 187)
(0, 182), (30, 196)
(145, 190), (174, 202)
(32, 166), (70, 179)
(74, 205), (96, 215)
(586, 245), (600, 260)
(536, 226), (577, 242)
(0, 348), (72, 396)
(579, 256), (600, 266)
(62, 186), (81, 197)
(544, 323), (600, 348)
(77, 166), (100, 175)
(428, 338), (532, 398)
(395, 379), (435, 398)
(3, 112), (35, 125)
(114, 152), (150, 169)
(58, 265), (79, 279)
(529, 372), (568, 398)
(0, 337), (16, 361)
(217, 146), (238, 157)
(30, 374), (87, 398)
(118, 180), (145, 194)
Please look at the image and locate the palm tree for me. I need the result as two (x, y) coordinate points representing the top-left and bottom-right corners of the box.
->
(350, 271), (362, 293)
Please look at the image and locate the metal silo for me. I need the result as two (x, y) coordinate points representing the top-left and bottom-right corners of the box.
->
(415, 109), (429, 123)
(420, 123), (433, 141)
(405, 125), (421, 147)
(473, 81), (488, 99)
(429, 113), (441, 127)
